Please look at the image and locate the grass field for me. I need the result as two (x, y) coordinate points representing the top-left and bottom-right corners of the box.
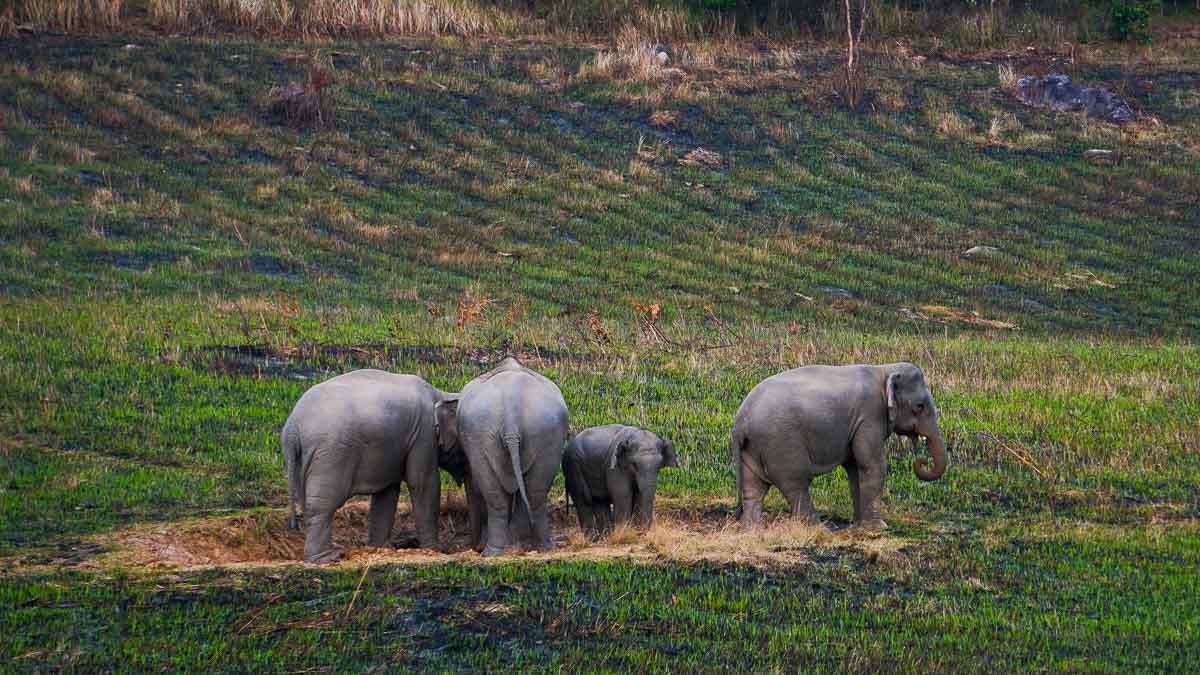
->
(1, 30), (1199, 669)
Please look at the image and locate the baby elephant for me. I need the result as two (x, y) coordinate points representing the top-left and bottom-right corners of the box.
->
(564, 425), (679, 535)
(281, 370), (463, 563)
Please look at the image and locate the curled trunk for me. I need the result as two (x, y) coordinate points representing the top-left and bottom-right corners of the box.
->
(912, 422), (948, 481)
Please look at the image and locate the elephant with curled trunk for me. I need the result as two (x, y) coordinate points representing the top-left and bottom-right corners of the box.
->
(733, 362), (948, 530)
(455, 356), (568, 557)
(564, 425), (678, 536)
(281, 370), (464, 563)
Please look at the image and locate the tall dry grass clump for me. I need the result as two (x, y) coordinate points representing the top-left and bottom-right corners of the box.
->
(531, 0), (699, 41)
(0, 4), (17, 36)
(19, 0), (124, 32)
(147, 0), (498, 37)
(579, 24), (682, 82)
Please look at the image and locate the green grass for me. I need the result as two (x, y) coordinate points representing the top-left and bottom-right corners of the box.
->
(1, 33), (1198, 669)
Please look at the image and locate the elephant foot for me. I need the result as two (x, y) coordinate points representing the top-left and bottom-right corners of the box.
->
(390, 535), (422, 550)
(536, 540), (555, 552)
(855, 519), (888, 532)
(480, 545), (507, 557)
(305, 547), (343, 564)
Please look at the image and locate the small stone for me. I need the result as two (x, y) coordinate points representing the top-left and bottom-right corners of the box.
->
(815, 286), (854, 299)
(964, 245), (1000, 256)
(655, 51), (670, 66)
(1019, 298), (1049, 312)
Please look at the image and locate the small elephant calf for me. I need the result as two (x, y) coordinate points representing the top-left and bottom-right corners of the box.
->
(563, 425), (678, 535)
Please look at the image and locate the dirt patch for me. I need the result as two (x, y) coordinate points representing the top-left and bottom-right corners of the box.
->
(89, 495), (913, 571)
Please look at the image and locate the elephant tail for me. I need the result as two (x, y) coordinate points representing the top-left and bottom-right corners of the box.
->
(282, 421), (304, 530)
(732, 423), (746, 520)
(502, 429), (534, 532)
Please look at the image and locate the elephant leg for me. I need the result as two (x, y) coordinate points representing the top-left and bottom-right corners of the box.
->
(777, 473), (819, 524)
(406, 466), (441, 550)
(610, 480), (634, 528)
(855, 462), (888, 530)
(482, 499), (512, 557)
(574, 499), (598, 535)
(466, 478), (485, 551)
(509, 494), (534, 545)
(844, 459), (863, 524)
(597, 502), (614, 534)
(529, 489), (553, 551)
(302, 461), (348, 563)
(852, 433), (889, 530)
(303, 506), (340, 563)
(367, 485), (401, 548)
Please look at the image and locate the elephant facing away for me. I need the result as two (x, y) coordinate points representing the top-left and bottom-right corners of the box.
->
(456, 356), (569, 557)
(564, 425), (678, 536)
(733, 362), (948, 530)
(281, 370), (463, 563)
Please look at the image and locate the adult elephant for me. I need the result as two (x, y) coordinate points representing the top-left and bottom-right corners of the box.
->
(281, 370), (464, 563)
(732, 362), (948, 530)
(456, 356), (569, 556)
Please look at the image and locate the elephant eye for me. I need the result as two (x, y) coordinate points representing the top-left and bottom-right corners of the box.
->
(914, 402), (926, 414)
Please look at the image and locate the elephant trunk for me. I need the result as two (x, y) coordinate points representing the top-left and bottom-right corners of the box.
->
(912, 419), (948, 481)
(636, 476), (658, 528)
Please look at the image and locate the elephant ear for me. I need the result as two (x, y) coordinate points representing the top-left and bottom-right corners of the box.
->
(607, 427), (637, 471)
(885, 372), (899, 431)
(434, 397), (460, 453)
(660, 438), (679, 469)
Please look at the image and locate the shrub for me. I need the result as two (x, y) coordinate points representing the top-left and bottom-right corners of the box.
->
(1107, 1), (1155, 43)
(267, 60), (336, 130)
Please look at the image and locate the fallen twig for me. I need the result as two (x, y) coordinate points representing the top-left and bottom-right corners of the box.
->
(344, 563), (371, 619)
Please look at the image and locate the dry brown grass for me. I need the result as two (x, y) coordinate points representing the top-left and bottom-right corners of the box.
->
(20, 0), (123, 33)
(146, 0), (497, 37)
(85, 498), (913, 572)
(88, 187), (118, 209)
(354, 222), (397, 242)
(579, 26), (684, 83)
(647, 110), (679, 129)
(933, 110), (973, 139)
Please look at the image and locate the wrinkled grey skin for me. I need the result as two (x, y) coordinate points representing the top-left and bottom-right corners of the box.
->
(733, 363), (948, 530)
(1015, 74), (1135, 124)
(563, 425), (679, 535)
(456, 356), (569, 557)
(281, 370), (464, 563)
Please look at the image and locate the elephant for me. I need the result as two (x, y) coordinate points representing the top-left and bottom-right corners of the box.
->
(732, 362), (947, 530)
(563, 425), (678, 536)
(281, 369), (464, 563)
(454, 356), (569, 556)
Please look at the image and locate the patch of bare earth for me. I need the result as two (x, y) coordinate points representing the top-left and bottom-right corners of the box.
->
(86, 495), (914, 571)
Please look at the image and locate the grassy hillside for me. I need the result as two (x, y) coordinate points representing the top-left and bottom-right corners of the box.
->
(1, 33), (1199, 669)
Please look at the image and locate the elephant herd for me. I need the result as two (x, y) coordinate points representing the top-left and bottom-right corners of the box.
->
(283, 356), (948, 563)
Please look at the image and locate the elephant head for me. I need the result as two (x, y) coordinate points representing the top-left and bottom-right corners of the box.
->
(434, 396), (468, 484)
(885, 364), (948, 481)
(609, 428), (679, 526)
